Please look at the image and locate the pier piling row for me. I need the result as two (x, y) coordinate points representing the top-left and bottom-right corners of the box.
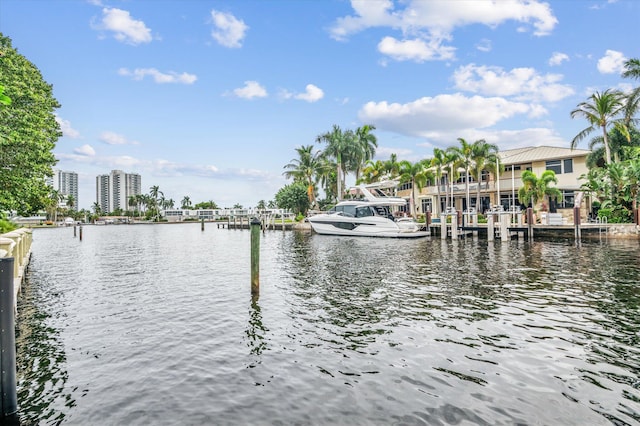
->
(0, 228), (32, 420)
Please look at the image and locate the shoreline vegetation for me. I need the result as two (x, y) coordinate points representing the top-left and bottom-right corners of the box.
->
(0, 34), (639, 233)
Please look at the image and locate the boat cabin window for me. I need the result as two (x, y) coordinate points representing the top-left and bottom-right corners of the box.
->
(330, 205), (356, 217)
(355, 206), (373, 217)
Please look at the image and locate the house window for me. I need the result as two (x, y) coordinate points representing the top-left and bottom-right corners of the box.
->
(421, 198), (432, 213)
(545, 160), (562, 174)
(563, 159), (573, 173)
(546, 159), (574, 174)
(559, 191), (574, 208)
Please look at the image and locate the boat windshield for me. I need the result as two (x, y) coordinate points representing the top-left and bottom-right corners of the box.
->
(329, 205), (357, 217)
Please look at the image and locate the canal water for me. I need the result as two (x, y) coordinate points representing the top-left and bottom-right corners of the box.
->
(14, 224), (640, 425)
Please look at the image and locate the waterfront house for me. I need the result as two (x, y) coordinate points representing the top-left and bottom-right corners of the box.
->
(397, 146), (591, 222)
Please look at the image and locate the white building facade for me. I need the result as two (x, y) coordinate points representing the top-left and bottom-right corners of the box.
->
(96, 170), (142, 213)
(48, 170), (79, 209)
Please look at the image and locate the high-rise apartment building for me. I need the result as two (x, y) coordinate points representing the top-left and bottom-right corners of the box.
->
(95, 170), (142, 213)
(48, 170), (79, 209)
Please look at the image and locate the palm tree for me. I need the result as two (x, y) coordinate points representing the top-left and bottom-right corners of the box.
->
(66, 194), (75, 211)
(46, 189), (64, 223)
(622, 58), (640, 80)
(283, 144), (326, 207)
(128, 195), (138, 217)
(430, 148), (448, 215)
(444, 147), (462, 210)
(449, 138), (475, 212)
(91, 201), (102, 216)
(181, 196), (192, 209)
(384, 153), (401, 179)
(571, 89), (627, 165)
(358, 159), (386, 184)
(470, 140), (499, 213)
(398, 159), (433, 219)
(317, 125), (351, 201)
(149, 185), (163, 221)
(350, 125), (378, 182)
(518, 170), (562, 214)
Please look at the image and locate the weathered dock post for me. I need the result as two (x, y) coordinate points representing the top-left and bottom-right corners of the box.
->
(451, 212), (458, 240)
(440, 213), (447, 240)
(79, 225), (83, 241)
(201, 217), (205, 231)
(250, 217), (260, 295)
(526, 207), (534, 241)
(500, 213), (510, 242)
(487, 212), (494, 242)
(74, 224), (77, 237)
(0, 257), (18, 419)
(574, 206), (581, 241)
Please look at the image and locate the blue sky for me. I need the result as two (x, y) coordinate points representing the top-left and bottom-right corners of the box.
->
(1, 0), (638, 209)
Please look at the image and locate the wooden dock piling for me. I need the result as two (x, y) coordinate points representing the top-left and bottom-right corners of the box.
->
(0, 257), (18, 418)
(250, 217), (260, 295)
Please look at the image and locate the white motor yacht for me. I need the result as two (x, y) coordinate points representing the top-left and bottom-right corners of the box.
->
(307, 184), (430, 238)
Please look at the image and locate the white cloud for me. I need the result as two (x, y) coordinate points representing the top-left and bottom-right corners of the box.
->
(549, 52), (569, 66)
(93, 8), (152, 45)
(597, 49), (626, 74)
(55, 115), (80, 138)
(358, 93), (532, 138)
(330, 0), (557, 62)
(210, 10), (248, 48)
(281, 84), (324, 102)
(377, 36), (455, 62)
(452, 64), (574, 102)
(118, 68), (197, 84)
(232, 81), (267, 99)
(74, 144), (95, 156)
(99, 131), (139, 145)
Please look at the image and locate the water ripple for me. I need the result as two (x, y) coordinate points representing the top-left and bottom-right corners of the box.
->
(14, 226), (640, 425)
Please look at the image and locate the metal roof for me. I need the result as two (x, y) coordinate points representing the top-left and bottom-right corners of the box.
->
(498, 146), (590, 165)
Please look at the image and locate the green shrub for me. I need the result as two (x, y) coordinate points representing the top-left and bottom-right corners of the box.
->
(0, 218), (17, 234)
(598, 207), (632, 223)
(295, 213), (305, 222)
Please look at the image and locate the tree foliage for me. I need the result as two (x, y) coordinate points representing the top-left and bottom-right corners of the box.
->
(518, 170), (562, 211)
(0, 33), (61, 214)
(274, 182), (310, 215)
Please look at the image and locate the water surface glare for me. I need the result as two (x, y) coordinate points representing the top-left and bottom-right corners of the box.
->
(16, 224), (640, 425)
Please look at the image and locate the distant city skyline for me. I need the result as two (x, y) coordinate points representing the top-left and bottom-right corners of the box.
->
(2, 0), (637, 209)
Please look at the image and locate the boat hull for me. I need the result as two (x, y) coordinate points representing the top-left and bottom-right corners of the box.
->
(307, 214), (429, 238)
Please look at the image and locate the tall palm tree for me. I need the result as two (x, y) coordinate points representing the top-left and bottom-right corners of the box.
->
(384, 153), (401, 180)
(128, 195), (137, 216)
(91, 201), (102, 216)
(449, 138), (475, 212)
(518, 170), (562, 213)
(317, 125), (350, 201)
(571, 89), (627, 165)
(350, 124), (378, 182)
(398, 159), (434, 219)
(430, 148), (447, 215)
(149, 185), (163, 221)
(181, 196), (192, 210)
(283, 144), (325, 207)
(622, 58), (640, 80)
(444, 147), (462, 210)
(66, 194), (75, 211)
(470, 140), (499, 213)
